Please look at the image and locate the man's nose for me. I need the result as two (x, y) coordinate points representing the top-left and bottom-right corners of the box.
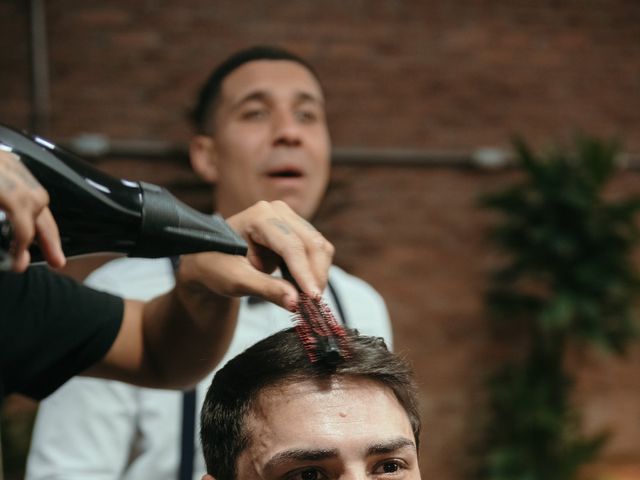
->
(339, 469), (368, 480)
(272, 110), (302, 147)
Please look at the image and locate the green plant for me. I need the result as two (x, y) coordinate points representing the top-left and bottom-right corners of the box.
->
(480, 137), (640, 480)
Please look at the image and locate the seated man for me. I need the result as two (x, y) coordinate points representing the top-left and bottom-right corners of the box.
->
(200, 328), (422, 480)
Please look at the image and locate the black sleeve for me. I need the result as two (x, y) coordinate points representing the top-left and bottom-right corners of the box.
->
(0, 266), (124, 401)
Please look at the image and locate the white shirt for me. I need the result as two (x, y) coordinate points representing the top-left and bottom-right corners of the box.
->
(26, 257), (392, 480)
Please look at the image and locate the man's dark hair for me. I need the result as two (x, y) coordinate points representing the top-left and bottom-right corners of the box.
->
(191, 46), (322, 133)
(200, 328), (421, 480)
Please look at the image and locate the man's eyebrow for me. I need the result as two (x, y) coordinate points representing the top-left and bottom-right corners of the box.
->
(230, 90), (269, 110)
(366, 437), (416, 456)
(294, 91), (324, 106)
(264, 448), (339, 471)
(232, 90), (324, 110)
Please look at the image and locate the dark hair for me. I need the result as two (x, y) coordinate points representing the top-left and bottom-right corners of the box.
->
(200, 328), (421, 480)
(190, 46), (322, 133)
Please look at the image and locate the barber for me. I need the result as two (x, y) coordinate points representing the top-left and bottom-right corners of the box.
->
(0, 150), (333, 401)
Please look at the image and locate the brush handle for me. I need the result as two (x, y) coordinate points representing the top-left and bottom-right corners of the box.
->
(280, 261), (302, 292)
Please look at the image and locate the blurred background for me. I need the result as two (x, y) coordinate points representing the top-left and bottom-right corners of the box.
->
(1, 1), (640, 479)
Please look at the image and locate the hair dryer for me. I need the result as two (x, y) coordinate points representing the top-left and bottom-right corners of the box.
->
(0, 124), (247, 269)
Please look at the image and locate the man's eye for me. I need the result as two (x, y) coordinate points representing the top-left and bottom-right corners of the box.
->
(287, 467), (326, 480)
(295, 110), (318, 123)
(373, 460), (404, 475)
(241, 109), (268, 120)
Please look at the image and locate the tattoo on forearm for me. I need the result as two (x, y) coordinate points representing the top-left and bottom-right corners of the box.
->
(268, 218), (291, 235)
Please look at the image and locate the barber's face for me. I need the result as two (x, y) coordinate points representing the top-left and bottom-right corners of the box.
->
(194, 60), (331, 219)
(207, 378), (421, 480)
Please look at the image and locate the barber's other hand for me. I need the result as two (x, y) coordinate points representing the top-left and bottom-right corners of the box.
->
(0, 151), (66, 272)
(177, 200), (334, 310)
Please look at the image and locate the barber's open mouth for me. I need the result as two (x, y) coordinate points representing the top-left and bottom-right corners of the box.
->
(266, 168), (304, 178)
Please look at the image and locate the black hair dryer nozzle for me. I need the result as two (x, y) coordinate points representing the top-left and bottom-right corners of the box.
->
(0, 124), (247, 269)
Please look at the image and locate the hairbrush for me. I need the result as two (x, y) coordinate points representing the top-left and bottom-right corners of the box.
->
(281, 264), (351, 366)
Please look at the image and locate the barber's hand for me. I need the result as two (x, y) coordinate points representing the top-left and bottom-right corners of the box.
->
(177, 200), (334, 310)
(0, 151), (66, 272)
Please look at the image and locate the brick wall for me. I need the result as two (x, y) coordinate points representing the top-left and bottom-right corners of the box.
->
(2, 1), (640, 479)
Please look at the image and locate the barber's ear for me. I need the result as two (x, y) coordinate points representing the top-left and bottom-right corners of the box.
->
(202, 475), (215, 480)
(190, 135), (219, 184)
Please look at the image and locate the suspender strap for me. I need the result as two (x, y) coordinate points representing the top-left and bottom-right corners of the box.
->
(178, 389), (197, 480)
(170, 257), (196, 480)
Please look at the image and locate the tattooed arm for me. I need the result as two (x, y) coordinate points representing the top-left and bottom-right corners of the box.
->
(0, 151), (66, 271)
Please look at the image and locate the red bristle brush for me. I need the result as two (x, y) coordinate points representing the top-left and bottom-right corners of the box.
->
(281, 264), (351, 365)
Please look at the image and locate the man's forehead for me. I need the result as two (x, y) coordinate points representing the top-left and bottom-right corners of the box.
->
(220, 59), (324, 104)
(247, 377), (410, 431)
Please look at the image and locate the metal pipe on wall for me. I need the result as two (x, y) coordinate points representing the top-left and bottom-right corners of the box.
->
(61, 135), (507, 169)
(62, 135), (489, 168)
